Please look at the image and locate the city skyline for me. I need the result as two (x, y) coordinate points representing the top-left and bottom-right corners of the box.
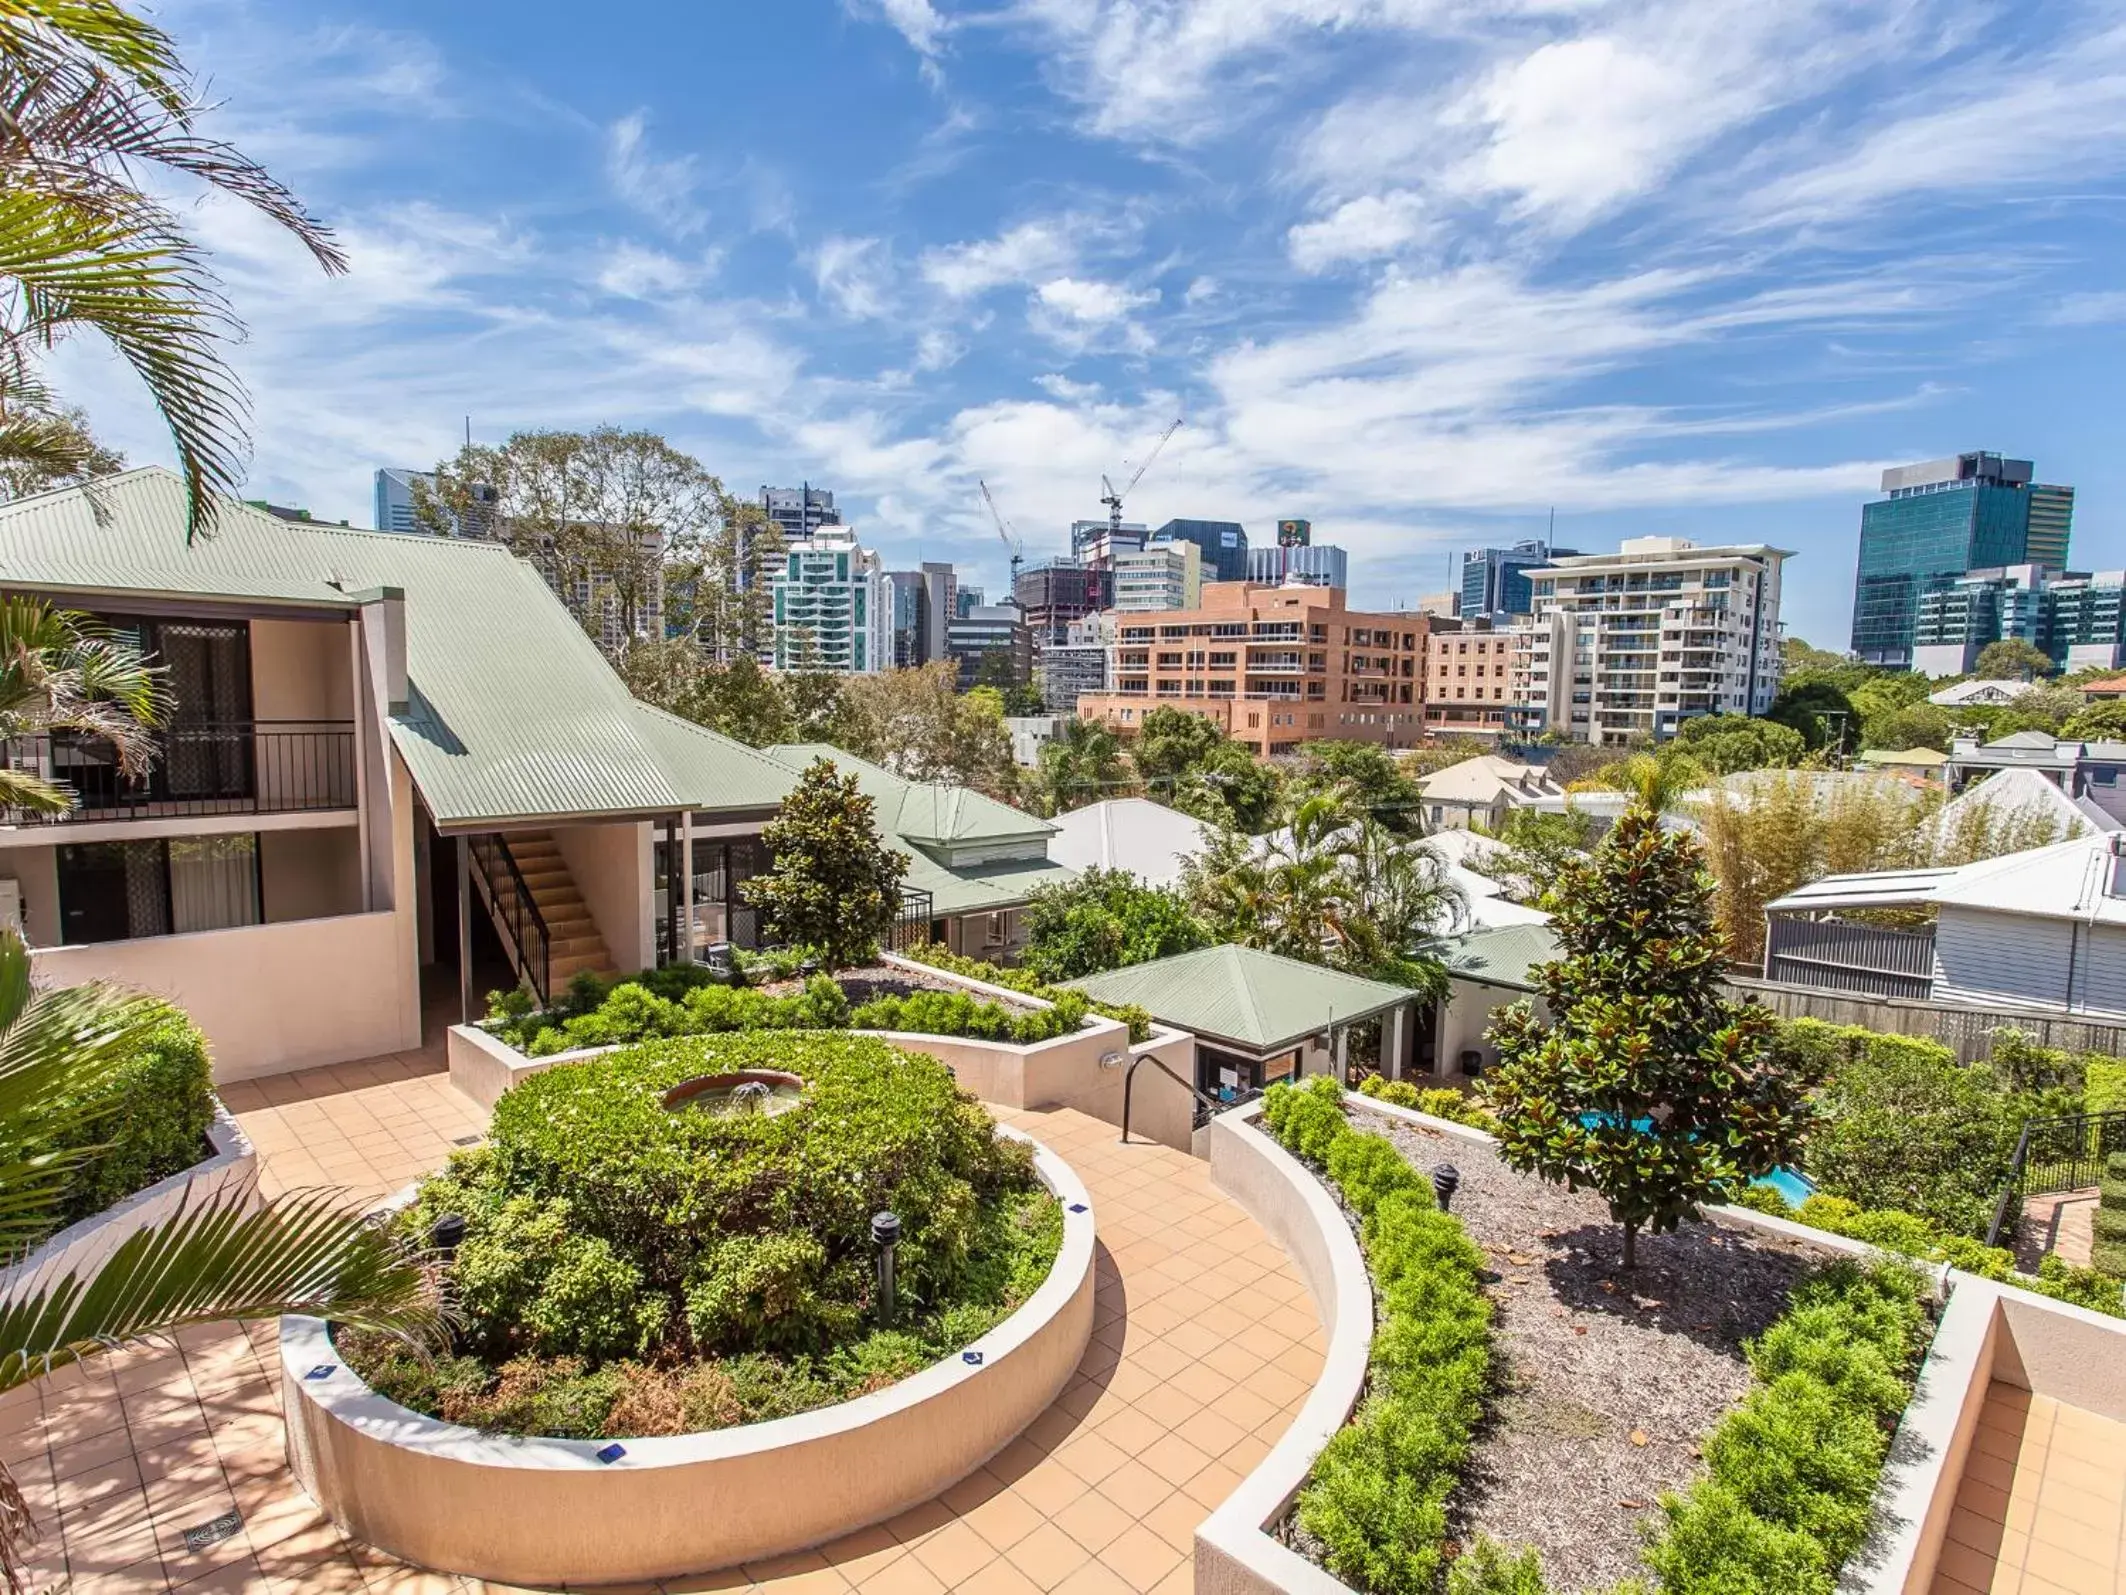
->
(37, 0), (2126, 651)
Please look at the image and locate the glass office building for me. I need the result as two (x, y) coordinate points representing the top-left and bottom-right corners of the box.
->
(1850, 453), (2075, 667)
(1460, 540), (1575, 622)
(1151, 519), (1249, 582)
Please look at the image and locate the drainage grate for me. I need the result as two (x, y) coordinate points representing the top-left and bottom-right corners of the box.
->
(451, 1135), (481, 1146)
(182, 1510), (242, 1552)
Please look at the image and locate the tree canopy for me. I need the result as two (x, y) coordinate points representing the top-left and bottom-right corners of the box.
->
(740, 757), (910, 967)
(1975, 638), (2054, 681)
(1019, 868), (1210, 982)
(1671, 712), (1807, 774)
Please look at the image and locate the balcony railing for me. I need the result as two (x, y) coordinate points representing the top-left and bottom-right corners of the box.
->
(3, 720), (357, 824)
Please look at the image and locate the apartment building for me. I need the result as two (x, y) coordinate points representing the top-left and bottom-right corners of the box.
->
(1037, 612), (1113, 713)
(768, 525), (892, 673)
(1423, 619), (1515, 741)
(1076, 582), (1430, 757)
(1111, 541), (1203, 613)
(1514, 538), (1788, 745)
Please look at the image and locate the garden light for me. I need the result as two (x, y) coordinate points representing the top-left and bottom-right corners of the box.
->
(429, 1212), (467, 1254)
(872, 1210), (902, 1326)
(1431, 1165), (1461, 1212)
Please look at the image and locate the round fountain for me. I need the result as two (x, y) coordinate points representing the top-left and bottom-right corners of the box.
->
(660, 1069), (806, 1118)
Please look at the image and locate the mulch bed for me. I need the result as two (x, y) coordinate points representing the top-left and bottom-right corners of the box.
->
(1349, 1105), (1845, 1592)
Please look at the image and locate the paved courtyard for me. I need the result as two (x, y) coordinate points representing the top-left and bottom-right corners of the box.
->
(1, 1038), (1323, 1594)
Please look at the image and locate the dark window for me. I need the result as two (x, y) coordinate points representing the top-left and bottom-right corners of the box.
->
(56, 834), (261, 944)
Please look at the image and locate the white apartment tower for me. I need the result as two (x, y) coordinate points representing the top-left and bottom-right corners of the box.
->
(1110, 541), (1203, 613)
(1511, 537), (1789, 745)
(769, 525), (893, 673)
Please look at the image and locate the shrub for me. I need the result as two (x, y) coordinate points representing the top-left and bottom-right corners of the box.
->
(2086, 1056), (2126, 1114)
(897, 941), (1154, 1041)
(1640, 1260), (1929, 1595)
(1354, 1074), (1503, 1134)
(35, 1005), (215, 1234)
(350, 1032), (1061, 1436)
(1262, 1078), (1492, 1595)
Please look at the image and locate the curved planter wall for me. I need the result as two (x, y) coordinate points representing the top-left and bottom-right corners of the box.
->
(282, 1129), (1096, 1586)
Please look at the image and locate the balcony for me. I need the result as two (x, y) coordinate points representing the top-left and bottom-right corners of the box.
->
(3, 721), (357, 825)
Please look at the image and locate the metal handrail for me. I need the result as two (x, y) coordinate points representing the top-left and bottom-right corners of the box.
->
(1120, 1050), (1225, 1144)
(469, 834), (551, 1008)
(1983, 1107), (2126, 1248)
(1984, 1119), (2035, 1249)
(3, 720), (357, 822)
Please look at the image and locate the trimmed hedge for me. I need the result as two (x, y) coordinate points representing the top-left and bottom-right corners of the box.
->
(896, 942), (1154, 1042)
(30, 1004), (215, 1241)
(2096, 1152), (2126, 1278)
(346, 1032), (1059, 1438)
(1262, 1077), (1492, 1595)
(1640, 1259), (1929, 1595)
(1354, 1073), (1501, 1134)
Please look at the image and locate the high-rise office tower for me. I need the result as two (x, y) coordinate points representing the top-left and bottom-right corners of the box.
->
(373, 468), (428, 533)
(1152, 519), (1249, 582)
(1460, 539), (1576, 622)
(1013, 559), (1109, 644)
(1245, 544), (1348, 588)
(1850, 452), (2075, 667)
(761, 485), (838, 542)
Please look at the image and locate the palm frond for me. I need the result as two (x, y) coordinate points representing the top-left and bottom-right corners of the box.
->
(0, 0), (183, 110)
(0, 1186), (444, 1398)
(0, 766), (68, 817)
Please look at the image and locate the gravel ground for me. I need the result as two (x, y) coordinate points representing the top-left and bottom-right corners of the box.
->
(1348, 1105), (1843, 1593)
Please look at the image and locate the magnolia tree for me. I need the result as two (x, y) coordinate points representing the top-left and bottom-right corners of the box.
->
(741, 758), (910, 967)
(1485, 797), (1814, 1268)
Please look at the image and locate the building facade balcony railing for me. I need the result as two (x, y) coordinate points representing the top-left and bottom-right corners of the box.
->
(3, 721), (358, 825)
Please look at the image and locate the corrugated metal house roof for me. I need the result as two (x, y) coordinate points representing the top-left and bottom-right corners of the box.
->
(1064, 945), (1413, 1053)
(0, 469), (781, 827)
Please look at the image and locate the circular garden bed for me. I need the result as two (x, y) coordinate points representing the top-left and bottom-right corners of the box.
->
(286, 1030), (1094, 1583)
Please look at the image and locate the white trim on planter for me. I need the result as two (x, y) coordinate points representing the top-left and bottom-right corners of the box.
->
(281, 1127), (1097, 1586)
(0, 1101), (256, 1305)
(1195, 1100), (1376, 1595)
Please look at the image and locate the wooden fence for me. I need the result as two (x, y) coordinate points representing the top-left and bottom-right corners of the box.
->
(1722, 976), (2126, 1062)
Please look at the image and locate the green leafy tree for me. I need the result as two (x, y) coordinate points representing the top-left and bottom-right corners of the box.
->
(1766, 681), (1857, 753)
(1975, 638), (2054, 681)
(1, 0), (345, 534)
(1485, 797), (1813, 1268)
(2064, 700), (2126, 741)
(1172, 738), (1282, 833)
(1862, 702), (1953, 753)
(973, 647), (1024, 689)
(1037, 718), (1131, 813)
(1471, 807), (1596, 906)
(741, 758), (911, 967)
(999, 681), (1045, 717)
(1672, 713), (1807, 774)
(1290, 741), (1426, 831)
(1133, 705), (1226, 787)
(0, 933), (438, 1587)
(837, 665), (1014, 796)
(1019, 867), (1209, 981)
(0, 401), (123, 501)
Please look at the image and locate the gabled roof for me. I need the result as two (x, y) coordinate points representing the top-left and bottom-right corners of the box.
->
(1417, 755), (1561, 805)
(0, 469), (784, 828)
(1766, 833), (2126, 925)
(1423, 923), (1561, 993)
(1063, 944), (1413, 1053)
(1929, 766), (2105, 843)
(1928, 679), (2029, 707)
(766, 745), (1054, 846)
(1856, 747), (1950, 769)
(1047, 798), (1217, 887)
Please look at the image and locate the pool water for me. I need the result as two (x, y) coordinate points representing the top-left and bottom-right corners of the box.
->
(1574, 1112), (1814, 1207)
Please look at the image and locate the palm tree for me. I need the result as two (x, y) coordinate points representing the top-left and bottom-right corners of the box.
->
(1037, 717), (1131, 814)
(1, 0), (347, 532)
(0, 932), (439, 1591)
(0, 597), (165, 815)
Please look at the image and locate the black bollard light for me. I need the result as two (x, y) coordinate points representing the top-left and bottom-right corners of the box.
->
(871, 1211), (902, 1327)
(430, 1212), (467, 1254)
(1430, 1165), (1461, 1213)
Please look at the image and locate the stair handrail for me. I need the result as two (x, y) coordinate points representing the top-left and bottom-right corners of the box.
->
(469, 834), (552, 1009)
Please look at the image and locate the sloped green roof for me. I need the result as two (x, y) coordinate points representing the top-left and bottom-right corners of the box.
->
(1423, 924), (1560, 993)
(0, 470), (782, 827)
(1063, 945), (1413, 1053)
(767, 744), (1054, 845)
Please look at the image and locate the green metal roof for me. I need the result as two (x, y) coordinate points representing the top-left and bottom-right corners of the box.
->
(766, 745), (1054, 845)
(1063, 945), (1415, 1054)
(0, 470), (786, 828)
(1423, 924), (1560, 993)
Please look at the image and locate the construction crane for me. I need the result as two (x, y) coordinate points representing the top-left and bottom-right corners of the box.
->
(979, 479), (1024, 588)
(1100, 417), (1183, 536)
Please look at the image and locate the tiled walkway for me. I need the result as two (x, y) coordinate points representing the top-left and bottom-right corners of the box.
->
(1, 1046), (1323, 1594)
(1931, 1381), (2126, 1595)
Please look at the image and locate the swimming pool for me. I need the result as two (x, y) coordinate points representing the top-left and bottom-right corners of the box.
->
(1574, 1112), (1814, 1207)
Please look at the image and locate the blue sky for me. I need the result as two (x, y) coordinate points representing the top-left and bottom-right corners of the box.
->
(52, 0), (2126, 644)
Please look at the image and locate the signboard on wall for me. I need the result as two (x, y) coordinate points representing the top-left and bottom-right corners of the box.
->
(1277, 519), (1311, 548)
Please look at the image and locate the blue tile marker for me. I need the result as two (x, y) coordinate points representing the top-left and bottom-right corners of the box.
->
(962, 1350), (984, 1367)
(1068, 1203), (1088, 1214)
(304, 1365), (335, 1381)
(596, 1442), (626, 1464)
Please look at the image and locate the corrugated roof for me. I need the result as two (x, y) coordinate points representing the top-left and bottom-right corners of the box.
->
(0, 469), (770, 827)
(1047, 798), (1216, 887)
(1063, 945), (1413, 1053)
(1423, 923), (1560, 993)
(766, 745), (1054, 845)
(631, 705), (795, 815)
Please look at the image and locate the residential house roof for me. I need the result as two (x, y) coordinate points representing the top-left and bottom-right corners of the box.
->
(1854, 747), (1951, 770)
(1422, 923), (1561, 994)
(764, 745), (1071, 916)
(1063, 944), (1414, 1054)
(1928, 679), (2032, 708)
(0, 469), (784, 828)
(1046, 798), (1217, 888)
(1928, 766), (2111, 844)
(2081, 674), (2126, 700)
(1765, 833), (2126, 926)
(1416, 755), (1563, 807)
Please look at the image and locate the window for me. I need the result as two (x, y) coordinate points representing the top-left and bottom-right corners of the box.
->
(55, 834), (261, 945)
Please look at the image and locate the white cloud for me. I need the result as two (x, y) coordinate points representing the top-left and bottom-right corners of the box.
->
(1183, 275), (1220, 304)
(596, 243), (714, 299)
(1036, 372), (1102, 400)
(854, 0), (951, 78)
(920, 220), (1076, 296)
(605, 111), (705, 234)
(812, 234), (896, 318)
(914, 328), (964, 370)
(2047, 290), (2126, 327)
(1287, 191), (1431, 271)
(1034, 276), (1158, 323)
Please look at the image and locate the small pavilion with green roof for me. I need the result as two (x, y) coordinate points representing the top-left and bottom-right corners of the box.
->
(1063, 944), (1421, 1099)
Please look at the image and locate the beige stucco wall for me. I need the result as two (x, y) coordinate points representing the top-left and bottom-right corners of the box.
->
(553, 819), (654, 973)
(250, 617), (355, 723)
(262, 828), (363, 923)
(31, 907), (418, 1081)
(281, 1131), (1097, 1585)
(4, 847), (60, 947)
(1436, 977), (1542, 1078)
